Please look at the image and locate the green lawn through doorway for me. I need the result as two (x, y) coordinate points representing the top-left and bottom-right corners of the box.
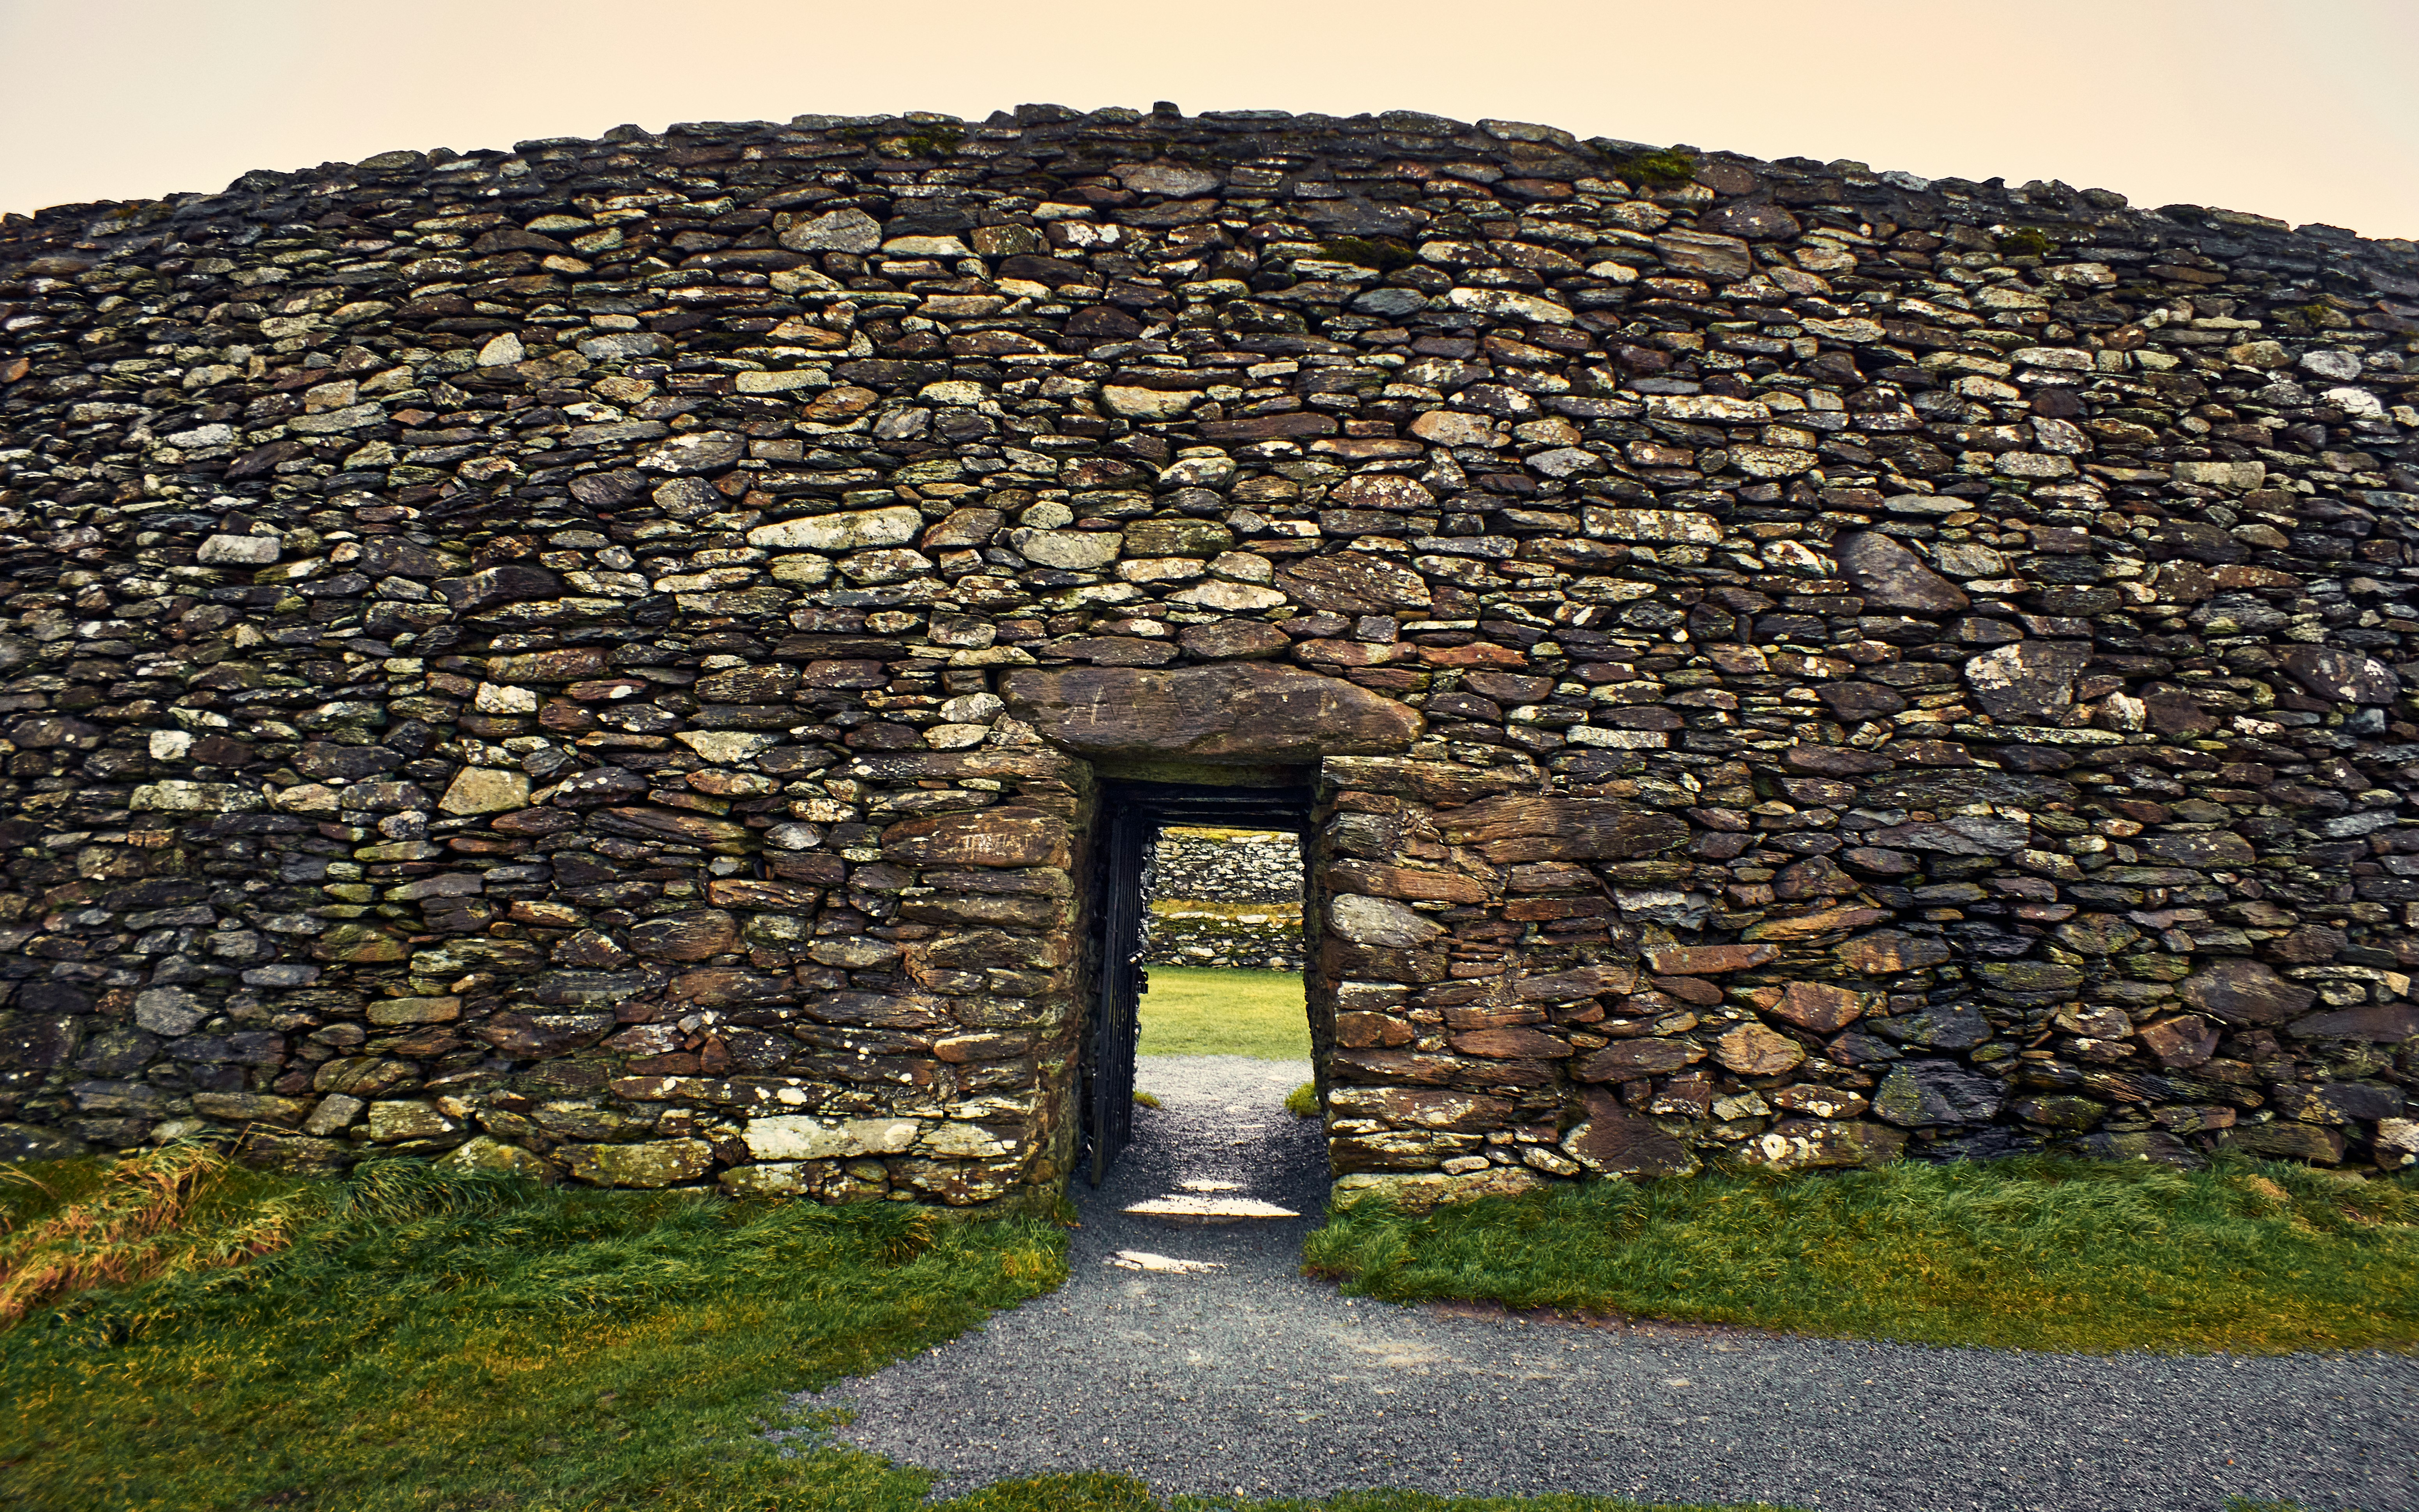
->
(1138, 966), (1310, 1059)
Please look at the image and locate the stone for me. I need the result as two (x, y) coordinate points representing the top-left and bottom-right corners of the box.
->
(779, 207), (883, 253)
(1746, 1119), (1905, 1170)
(1714, 1023), (1805, 1075)
(131, 780), (263, 815)
(2179, 958), (2318, 1026)
(564, 1139), (715, 1187)
(1434, 796), (1689, 863)
(1102, 386), (1199, 420)
(743, 1115), (919, 1160)
(1574, 1039), (1706, 1078)
(0, 1122), (89, 1161)
(1330, 895), (1445, 948)
(750, 506), (922, 552)
(438, 767), (530, 815)
(2136, 1014), (2220, 1068)
(439, 1135), (553, 1178)
(366, 1100), (463, 1142)
(1176, 620), (1291, 660)
(1836, 532), (1970, 613)
(884, 806), (1068, 868)
(197, 533), (281, 565)
(134, 987), (207, 1036)
(2284, 1004), (2419, 1041)
(629, 911), (738, 962)
(1009, 527), (1124, 570)
(1001, 663), (1422, 761)
(1872, 1061), (2005, 1126)
(2281, 646), (2400, 704)
(2216, 1122), (2345, 1164)
(1561, 1090), (1698, 1177)
(1963, 640), (2091, 720)
(1278, 554), (1433, 614)
(1770, 981), (1865, 1033)
(1652, 229), (1755, 281)
(1644, 943), (1779, 975)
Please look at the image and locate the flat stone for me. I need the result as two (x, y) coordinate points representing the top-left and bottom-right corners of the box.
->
(1872, 1061), (2005, 1126)
(197, 533), (281, 565)
(1770, 981), (1865, 1032)
(884, 806), (1069, 868)
(2285, 1004), (2419, 1041)
(564, 1138), (714, 1188)
(751, 505), (922, 552)
(1433, 795), (1689, 863)
(1329, 894), (1446, 948)
(439, 767), (529, 815)
(2282, 646), (2400, 704)
(1009, 527), (1124, 570)
(1714, 1023), (1805, 1075)
(1745, 1119), (1906, 1171)
(1561, 1089), (1698, 1176)
(1176, 619), (1291, 660)
(1644, 943), (1779, 975)
(2180, 958), (2318, 1026)
(1001, 663), (1422, 762)
(1836, 532), (1970, 613)
(779, 207), (883, 253)
(1833, 930), (1955, 975)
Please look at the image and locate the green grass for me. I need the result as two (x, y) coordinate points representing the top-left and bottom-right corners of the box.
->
(1286, 1082), (1321, 1118)
(0, 1148), (1795, 1512)
(1, 1148), (1066, 1512)
(1305, 1155), (2419, 1355)
(3, 1149), (2370, 1510)
(1139, 966), (1310, 1059)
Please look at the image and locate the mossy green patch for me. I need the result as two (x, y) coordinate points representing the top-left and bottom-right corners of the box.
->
(1607, 149), (1698, 189)
(1305, 1155), (2419, 1355)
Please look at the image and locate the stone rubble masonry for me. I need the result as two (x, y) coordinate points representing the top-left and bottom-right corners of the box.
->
(0, 103), (2416, 1210)
(1141, 826), (1306, 971)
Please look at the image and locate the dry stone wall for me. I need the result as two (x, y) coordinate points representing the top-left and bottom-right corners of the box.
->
(1141, 827), (1306, 971)
(3, 103), (2419, 1208)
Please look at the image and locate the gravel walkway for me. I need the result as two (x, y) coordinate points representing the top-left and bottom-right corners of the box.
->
(798, 1056), (2419, 1511)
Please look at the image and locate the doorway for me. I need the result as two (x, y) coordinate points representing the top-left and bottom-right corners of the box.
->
(1082, 780), (1315, 1185)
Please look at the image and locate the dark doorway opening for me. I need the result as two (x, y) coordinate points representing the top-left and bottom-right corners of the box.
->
(1082, 780), (1314, 1185)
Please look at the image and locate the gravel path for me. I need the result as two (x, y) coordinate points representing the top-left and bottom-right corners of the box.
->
(799, 1056), (2419, 1511)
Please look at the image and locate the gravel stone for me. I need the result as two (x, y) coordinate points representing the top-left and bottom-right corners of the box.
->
(801, 1055), (2419, 1512)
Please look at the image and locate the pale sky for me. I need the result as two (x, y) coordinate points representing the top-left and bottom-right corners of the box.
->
(5, 0), (2417, 242)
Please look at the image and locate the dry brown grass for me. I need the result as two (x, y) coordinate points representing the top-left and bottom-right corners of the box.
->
(0, 1143), (312, 1325)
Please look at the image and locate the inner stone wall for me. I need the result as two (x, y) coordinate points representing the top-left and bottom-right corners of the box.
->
(2, 103), (2418, 1208)
(1141, 826), (1305, 971)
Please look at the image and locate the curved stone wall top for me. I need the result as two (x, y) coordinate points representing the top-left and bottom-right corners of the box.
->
(2, 104), (2417, 1189)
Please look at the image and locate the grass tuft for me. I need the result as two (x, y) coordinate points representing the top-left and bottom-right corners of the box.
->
(0, 1143), (315, 1325)
(1285, 1083), (1321, 1119)
(1305, 1154), (2419, 1355)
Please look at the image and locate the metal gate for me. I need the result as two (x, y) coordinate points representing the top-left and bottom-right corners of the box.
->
(1082, 781), (1313, 1185)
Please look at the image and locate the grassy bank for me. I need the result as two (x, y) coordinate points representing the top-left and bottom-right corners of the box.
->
(1139, 965), (1310, 1059)
(4, 1146), (2379, 1507)
(1306, 1154), (2419, 1355)
(0, 1147), (1799, 1512)
(1, 1147), (1066, 1511)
